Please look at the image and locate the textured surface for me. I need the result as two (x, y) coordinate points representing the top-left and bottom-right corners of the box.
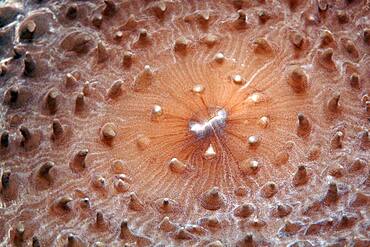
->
(0, 0), (369, 246)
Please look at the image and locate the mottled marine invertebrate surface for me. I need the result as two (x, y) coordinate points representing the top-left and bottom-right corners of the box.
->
(0, 0), (370, 246)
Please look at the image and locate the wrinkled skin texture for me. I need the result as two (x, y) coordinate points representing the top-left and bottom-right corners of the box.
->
(0, 0), (369, 246)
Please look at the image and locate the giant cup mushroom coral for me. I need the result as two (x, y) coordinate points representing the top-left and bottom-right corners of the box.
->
(0, 0), (369, 246)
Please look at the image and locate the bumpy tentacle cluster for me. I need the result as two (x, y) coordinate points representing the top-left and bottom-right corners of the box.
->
(0, 0), (369, 246)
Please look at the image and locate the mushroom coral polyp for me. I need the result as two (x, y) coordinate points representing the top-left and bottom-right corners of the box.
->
(0, 0), (369, 246)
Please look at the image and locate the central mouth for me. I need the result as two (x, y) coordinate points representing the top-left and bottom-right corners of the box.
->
(188, 107), (227, 139)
